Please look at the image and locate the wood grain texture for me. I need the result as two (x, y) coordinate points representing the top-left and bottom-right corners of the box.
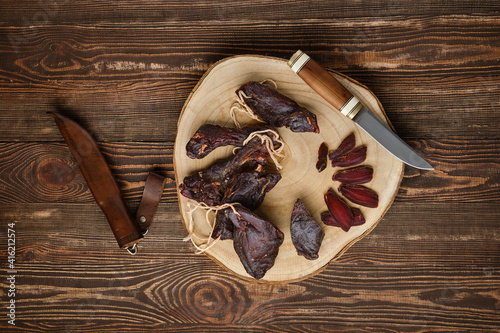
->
(0, 201), (498, 331)
(0, 0), (499, 331)
(0, 16), (499, 141)
(0, 142), (177, 204)
(1, 0), (499, 25)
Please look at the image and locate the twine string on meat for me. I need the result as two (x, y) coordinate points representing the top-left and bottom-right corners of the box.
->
(235, 129), (285, 170)
(230, 79), (279, 129)
(183, 200), (241, 254)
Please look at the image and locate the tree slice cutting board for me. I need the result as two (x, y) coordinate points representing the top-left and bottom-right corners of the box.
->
(174, 55), (404, 282)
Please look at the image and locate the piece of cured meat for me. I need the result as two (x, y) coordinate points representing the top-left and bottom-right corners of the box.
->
(220, 204), (284, 279)
(212, 172), (281, 240)
(186, 124), (279, 159)
(236, 81), (319, 133)
(290, 199), (325, 260)
(179, 135), (271, 206)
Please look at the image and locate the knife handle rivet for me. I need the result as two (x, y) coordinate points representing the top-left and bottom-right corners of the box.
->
(139, 216), (147, 224)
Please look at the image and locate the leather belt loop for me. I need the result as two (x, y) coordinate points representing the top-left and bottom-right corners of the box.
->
(135, 172), (167, 234)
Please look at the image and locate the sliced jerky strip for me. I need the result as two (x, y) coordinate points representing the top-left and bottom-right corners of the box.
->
(321, 211), (339, 227)
(333, 166), (373, 184)
(339, 184), (379, 208)
(316, 142), (328, 172)
(290, 199), (325, 260)
(179, 136), (271, 206)
(324, 188), (353, 232)
(328, 133), (355, 160)
(351, 208), (366, 226)
(186, 124), (279, 159)
(236, 81), (319, 133)
(226, 204), (284, 279)
(321, 208), (365, 228)
(331, 146), (367, 168)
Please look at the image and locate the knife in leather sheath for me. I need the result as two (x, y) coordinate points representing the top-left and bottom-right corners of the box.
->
(48, 112), (167, 254)
(288, 50), (433, 170)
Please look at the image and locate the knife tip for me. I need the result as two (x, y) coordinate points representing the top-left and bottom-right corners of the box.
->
(417, 162), (434, 170)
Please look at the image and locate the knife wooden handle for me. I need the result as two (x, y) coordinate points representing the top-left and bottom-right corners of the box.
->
(288, 50), (363, 119)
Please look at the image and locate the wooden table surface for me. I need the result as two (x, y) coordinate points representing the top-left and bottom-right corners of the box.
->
(1, 1), (499, 332)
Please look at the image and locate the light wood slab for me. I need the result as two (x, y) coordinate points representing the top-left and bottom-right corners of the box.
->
(174, 55), (404, 282)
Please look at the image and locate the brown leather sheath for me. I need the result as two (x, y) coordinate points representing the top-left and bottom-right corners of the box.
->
(48, 112), (166, 253)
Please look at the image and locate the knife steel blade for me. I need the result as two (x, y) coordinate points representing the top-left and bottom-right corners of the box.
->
(48, 112), (144, 250)
(288, 50), (433, 170)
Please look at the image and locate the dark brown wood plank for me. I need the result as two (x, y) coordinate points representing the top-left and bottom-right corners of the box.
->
(0, 16), (499, 141)
(2, 201), (498, 262)
(0, 141), (177, 204)
(1, 0), (499, 26)
(0, 0), (498, 331)
(0, 201), (498, 332)
(0, 139), (498, 204)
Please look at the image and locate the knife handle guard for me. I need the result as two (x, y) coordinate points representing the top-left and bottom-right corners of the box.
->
(288, 50), (363, 120)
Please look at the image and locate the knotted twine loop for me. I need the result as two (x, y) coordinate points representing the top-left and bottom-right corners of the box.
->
(235, 129), (285, 170)
(230, 90), (265, 130)
(260, 79), (278, 90)
(183, 200), (240, 254)
(229, 79), (279, 130)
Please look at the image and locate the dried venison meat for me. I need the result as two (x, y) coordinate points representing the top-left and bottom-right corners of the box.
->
(290, 199), (325, 260)
(212, 171), (281, 240)
(186, 124), (279, 159)
(236, 81), (319, 133)
(316, 142), (328, 172)
(222, 171), (281, 211)
(333, 166), (373, 184)
(213, 207), (235, 240)
(339, 184), (379, 208)
(328, 133), (355, 160)
(330, 146), (367, 168)
(221, 204), (284, 279)
(324, 188), (353, 232)
(179, 135), (272, 206)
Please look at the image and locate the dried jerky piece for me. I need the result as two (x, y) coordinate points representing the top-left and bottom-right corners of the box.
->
(321, 211), (342, 228)
(331, 146), (367, 168)
(290, 199), (324, 260)
(321, 208), (365, 229)
(223, 171), (281, 211)
(328, 133), (355, 160)
(212, 172), (281, 240)
(339, 184), (379, 208)
(186, 124), (280, 159)
(333, 166), (373, 184)
(236, 81), (319, 133)
(213, 208), (235, 240)
(202, 136), (271, 181)
(180, 136), (271, 205)
(186, 124), (248, 159)
(324, 188), (353, 232)
(179, 175), (222, 206)
(316, 142), (328, 172)
(351, 208), (366, 226)
(223, 204), (284, 279)
(211, 171), (281, 240)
